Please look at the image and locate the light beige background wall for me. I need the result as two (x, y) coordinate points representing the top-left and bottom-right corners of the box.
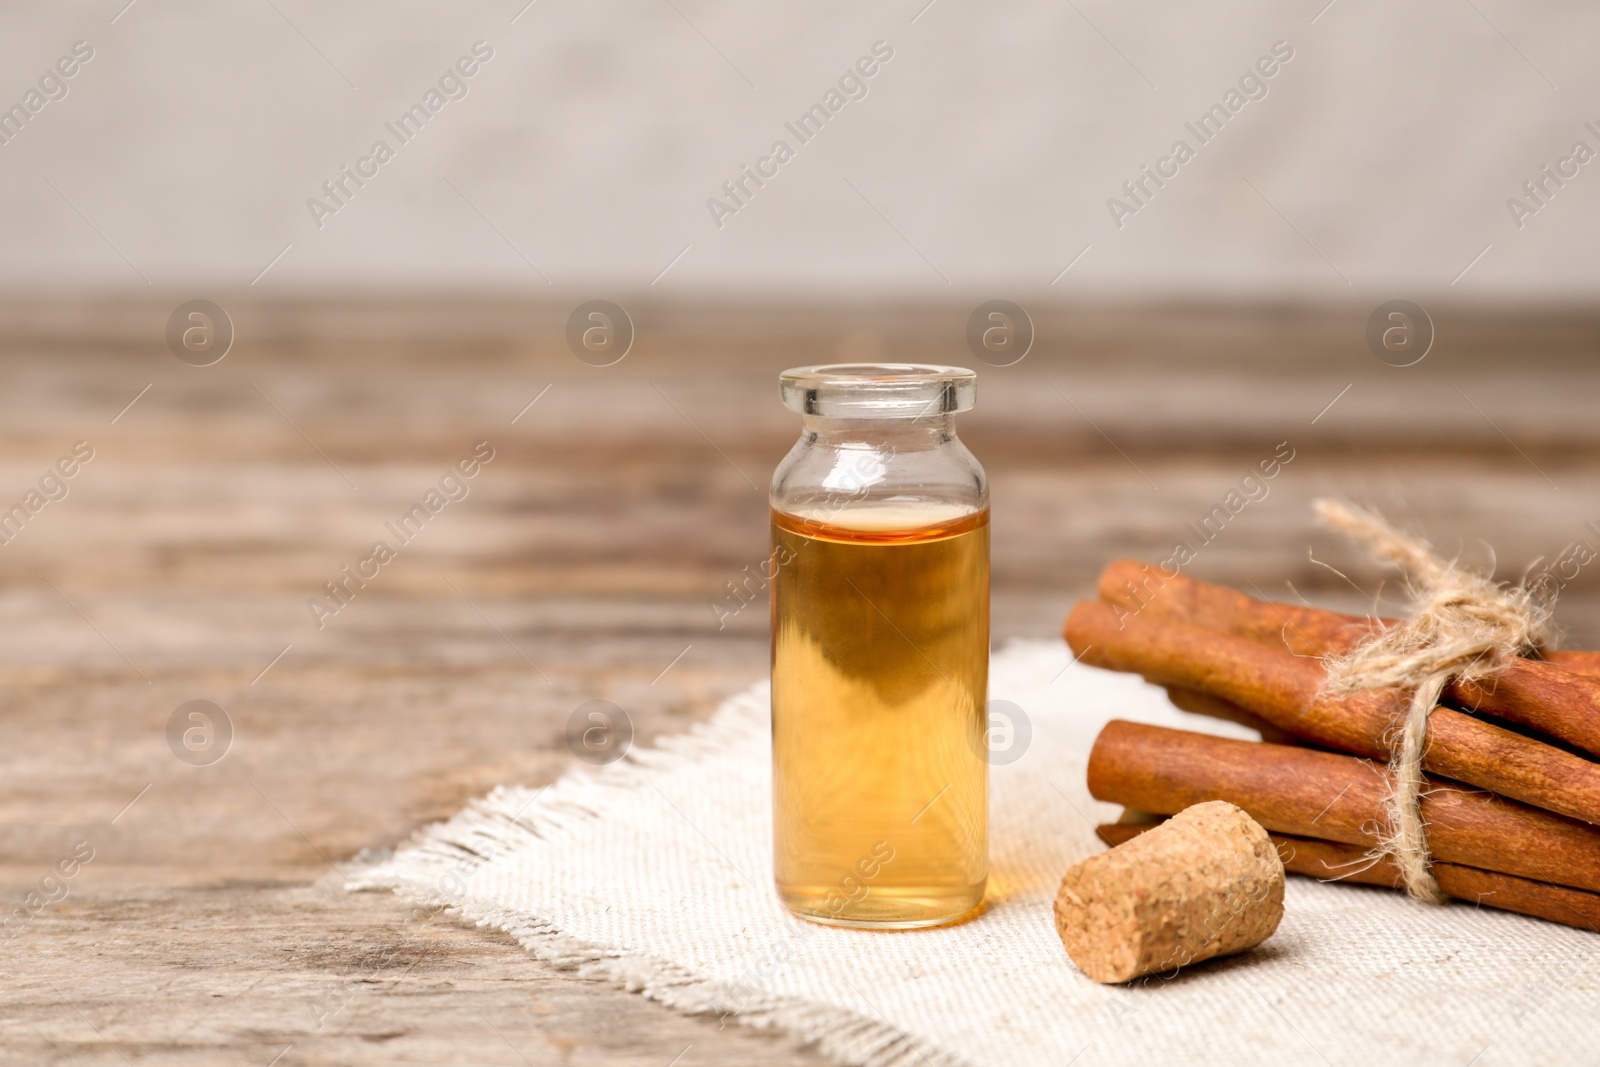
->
(0, 0), (1594, 299)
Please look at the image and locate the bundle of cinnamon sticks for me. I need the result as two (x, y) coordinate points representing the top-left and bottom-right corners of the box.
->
(1065, 560), (1600, 930)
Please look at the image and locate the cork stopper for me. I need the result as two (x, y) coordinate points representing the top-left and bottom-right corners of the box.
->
(1053, 801), (1285, 984)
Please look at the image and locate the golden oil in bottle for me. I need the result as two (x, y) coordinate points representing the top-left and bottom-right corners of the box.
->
(770, 502), (989, 928)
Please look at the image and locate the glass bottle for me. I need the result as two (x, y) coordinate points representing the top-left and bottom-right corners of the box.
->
(770, 364), (989, 929)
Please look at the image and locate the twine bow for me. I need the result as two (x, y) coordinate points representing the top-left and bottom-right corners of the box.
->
(1314, 500), (1555, 903)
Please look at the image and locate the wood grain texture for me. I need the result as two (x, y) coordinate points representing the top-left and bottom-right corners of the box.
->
(2, 297), (1598, 1064)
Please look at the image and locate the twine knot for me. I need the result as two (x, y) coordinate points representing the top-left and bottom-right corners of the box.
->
(1314, 499), (1555, 903)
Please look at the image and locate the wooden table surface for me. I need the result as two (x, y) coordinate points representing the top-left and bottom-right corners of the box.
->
(3, 296), (1597, 1065)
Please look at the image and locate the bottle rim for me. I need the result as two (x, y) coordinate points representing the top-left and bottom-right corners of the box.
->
(778, 363), (976, 417)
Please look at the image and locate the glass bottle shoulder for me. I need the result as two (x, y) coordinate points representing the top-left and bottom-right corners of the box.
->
(770, 421), (987, 537)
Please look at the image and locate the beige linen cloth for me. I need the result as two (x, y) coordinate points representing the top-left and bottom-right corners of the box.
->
(353, 640), (1600, 1067)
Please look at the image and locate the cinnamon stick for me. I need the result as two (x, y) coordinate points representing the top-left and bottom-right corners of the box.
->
(1086, 720), (1600, 895)
(1549, 650), (1600, 678)
(1098, 559), (1375, 655)
(1097, 560), (1600, 757)
(1095, 822), (1600, 931)
(1067, 600), (1600, 826)
(1164, 686), (1299, 745)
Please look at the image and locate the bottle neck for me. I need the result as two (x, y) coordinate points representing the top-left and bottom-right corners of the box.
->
(773, 411), (985, 515)
(800, 413), (957, 448)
